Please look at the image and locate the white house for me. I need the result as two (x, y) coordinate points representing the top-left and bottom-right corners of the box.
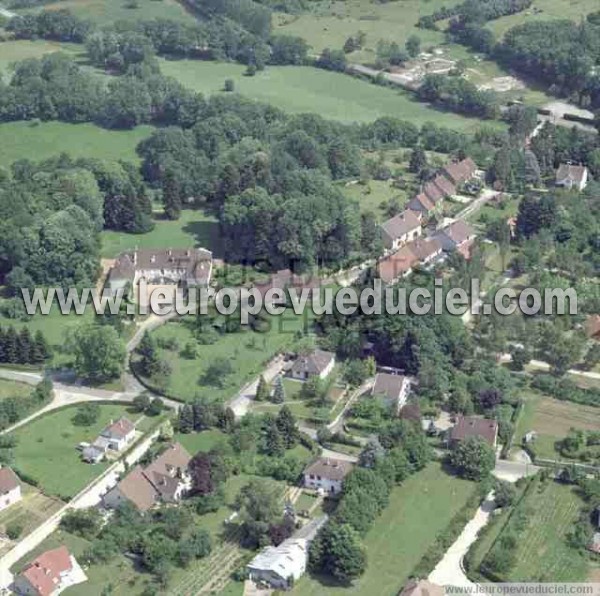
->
(14, 546), (87, 596)
(0, 467), (20, 512)
(303, 458), (353, 495)
(372, 373), (411, 414)
(555, 163), (589, 191)
(290, 350), (335, 381)
(247, 538), (308, 590)
(380, 210), (422, 251)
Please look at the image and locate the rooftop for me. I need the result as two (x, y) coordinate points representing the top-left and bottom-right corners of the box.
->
(450, 416), (498, 446)
(380, 210), (421, 241)
(372, 372), (409, 401)
(21, 546), (72, 596)
(291, 350), (335, 376)
(0, 467), (19, 494)
(304, 458), (353, 482)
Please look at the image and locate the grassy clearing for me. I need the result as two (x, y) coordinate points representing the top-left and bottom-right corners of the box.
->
(272, 0), (461, 60)
(19, 0), (190, 25)
(100, 208), (223, 259)
(0, 379), (32, 400)
(486, 0), (600, 38)
(513, 390), (600, 460)
(484, 476), (588, 581)
(0, 121), (153, 165)
(294, 463), (476, 595)
(174, 429), (229, 455)
(142, 312), (312, 403)
(10, 404), (141, 498)
(0, 39), (84, 75)
(160, 60), (489, 132)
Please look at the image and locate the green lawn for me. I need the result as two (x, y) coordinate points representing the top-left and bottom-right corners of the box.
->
(141, 311), (312, 402)
(18, 0), (190, 25)
(482, 476), (589, 581)
(100, 208), (223, 258)
(0, 121), (153, 165)
(486, 0), (600, 38)
(0, 39), (85, 76)
(159, 60), (490, 132)
(272, 0), (460, 60)
(175, 429), (229, 455)
(294, 463), (476, 596)
(0, 379), (33, 400)
(10, 404), (141, 499)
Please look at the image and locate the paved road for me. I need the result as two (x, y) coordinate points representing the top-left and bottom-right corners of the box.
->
(429, 492), (496, 588)
(498, 353), (600, 381)
(493, 458), (539, 483)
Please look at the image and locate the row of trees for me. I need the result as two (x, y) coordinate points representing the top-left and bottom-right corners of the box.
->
(0, 327), (49, 365)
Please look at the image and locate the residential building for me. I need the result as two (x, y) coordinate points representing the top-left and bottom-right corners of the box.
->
(372, 373), (411, 413)
(584, 315), (600, 340)
(247, 538), (308, 590)
(406, 193), (436, 215)
(443, 157), (477, 186)
(14, 546), (87, 596)
(83, 417), (136, 463)
(254, 269), (321, 303)
(408, 237), (443, 265)
(432, 174), (456, 198)
(449, 416), (498, 448)
(435, 219), (477, 259)
(380, 210), (422, 251)
(377, 244), (418, 284)
(290, 350), (335, 381)
(589, 532), (600, 555)
(555, 163), (589, 191)
(103, 442), (192, 511)
(303, 458), (353, 494)
(105, 247), (213, 302)
(423, 180), (445, 205)
(400, 579), (445, 596)
(0, 467), (21, 512)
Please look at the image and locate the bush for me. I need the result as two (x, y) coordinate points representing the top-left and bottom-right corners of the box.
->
(6, 521), (23, 540)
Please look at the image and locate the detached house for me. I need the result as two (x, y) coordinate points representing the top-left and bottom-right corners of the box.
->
(449, 416), (498, 448)
(443, 157), (477, 186)
(380, 210), (422, 251)
(82, 417), (136, 464)
(247, 538), (309, 590)
(103, 442), (192, 511)
(14, 546), (87, 596)
(0, 467), (21, 512)
(555, 163), (589, 191)
(303, 458), (353, 495)
(378, 244), (418, 283)
(372, 373), (411, 413)
(290, 350), (335, 381)
(435, 219), (477, 259)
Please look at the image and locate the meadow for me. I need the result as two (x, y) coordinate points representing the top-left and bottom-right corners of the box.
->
(513, 390), (600, 460)
(271, 0), (461, 60)
(142, 311), (313, 402)
(17, 0), (190, 25)
(294, 463), (476, 595)
(10, 403), (141, 498)
(159, 60), (489, 132)
(0, 379), (32, 400)
(101, 208), (223, 259)
(0, 39), (85, 75)
(0, 121), (153, 165)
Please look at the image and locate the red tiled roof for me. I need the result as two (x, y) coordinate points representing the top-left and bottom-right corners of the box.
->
(0, 467), (19, 494)
(585, 315), (600, 339)
(380, 210), (421, 242)
(101, 417), (135, 440)
(378, 245), (418, 283)
(304, 458), (353, 481)
(450, 416), (498, 446)
(407, 193), (435, 213)
(432, 174), (456, 197)
(21, 546), (72, 596)
(423, 181), (444, 203)
(443, 158), (477, 185)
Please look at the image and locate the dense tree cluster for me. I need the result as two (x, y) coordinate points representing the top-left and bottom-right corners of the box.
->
(0, 327), (49, 365)
(7, 9), (93, 42)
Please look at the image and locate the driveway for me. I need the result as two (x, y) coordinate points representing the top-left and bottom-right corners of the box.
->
(428, 493), (496, 588)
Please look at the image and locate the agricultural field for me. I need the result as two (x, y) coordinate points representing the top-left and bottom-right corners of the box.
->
(0, 121), (153, 165)
(141, 312), (313, 402)
(486, 0), (600, 37)
(294, 463), (476, 595)
(271, 0), (461, 60)
(10, 403), (143, 499)
(101, 208), (223, 259)
(513, 390), (600, 460)
(16, 0), (190, 25)
(159, 60), (490, 132)
(480, 476), (589, 581)
(0, 379), (33, 400)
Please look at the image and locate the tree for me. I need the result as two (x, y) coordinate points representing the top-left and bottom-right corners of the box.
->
(224, 79), (235, 92)
(405, 35), (421, 58)
(408, 146), (428, 173)
(132, 394), (151, 413)
(67, 324), (125, 382)
(450, 436), (496, 481)
(272, 376), (285, 404)
(494, 479), (516, 508)
(177, 529), (212, 567)
(509, 345), (531, 371)
(265, 419), (285, 457)
(358, 438), (385, 469)
(236, 479), (281, 547)
(309, 522), (367, 583)
(255, 375), (269, 401)
(276, 405), (297, 448)
(178, 404), (194, 433)
(72, 403), (100, 427)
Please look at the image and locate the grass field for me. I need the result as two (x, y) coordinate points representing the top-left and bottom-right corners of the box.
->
(272, 0), (461, 60)
(483, 476), (589, 581)
(294, 463), (476, 595)
(0, 379), (32, 400)
(0, 39), (85, 75)
(101, 208), (223, 258)
(10, 404), (142, 498)
(0, 121), (153, 165)
(513, 390), (600, 460)
(19, 0), (190, 24)
(486, 0), (600, 37)
(160, 60), (490, 132)
(142, 312), (312, 402)
(174, 429), (229, 455)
